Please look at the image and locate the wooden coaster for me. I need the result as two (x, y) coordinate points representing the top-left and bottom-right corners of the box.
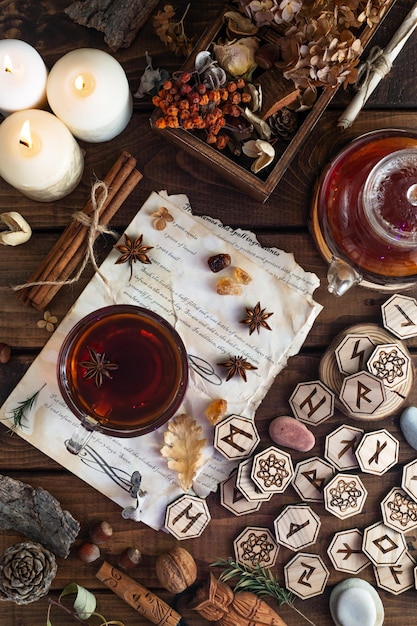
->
(233, 526), (279, 569)
(320, 323), (413, 420)
(289, 380), (334, 425)
(165, 495), (211, 540)
(327, 528), (370, 574)
(362, 521), (407, 566)
(323, 473), (368, 519)
(381, 294), (417, 339)
(251, 446), (294, 494)
(273, 504), (321, 552)
(355, 429), (399, 475)
(220, 471), (262, 516)
(214, 414), (260, 460)
(292, 457), (335, 502)
(374, 552), (415, 595)
(284, 552), (329, 599)
(381, 487), (417, 534)
(325, 424), (364, 471)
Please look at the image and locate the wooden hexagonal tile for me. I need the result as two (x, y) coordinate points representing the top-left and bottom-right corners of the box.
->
(325, 424), (364, 471)
(367, 343), (411, 390)
(335, 333), (376, 375)
(220, 470), (262, 516)
(273, 504), (321, 552)
(324, 473), (367, 519)
(284, 552), (329, 599)
(293, 457), (335, 503)
(362, 521), (407, 566)
(374, 552), (415, 595)
(165, 494), (211, 540)
(381, 294), (417, 339)
(381, 487), (417, 534)
(251, 446), (294, 494)
(339, 370), (386, 419)
(233, 526), (279, 569)
(289, 380), (334, 426)
(355, 429), (399, 475)
(402, 458), (417, 502)
(327, 528), (370, 574)
(214, 414), (260, 460)
(236, 458), (273, 502)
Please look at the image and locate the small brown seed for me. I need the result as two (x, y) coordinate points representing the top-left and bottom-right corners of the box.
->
(89, 520), (113, 544)
(0, 343), (10, 364)
(77, 541), (101, 563)
(118, 547), (142, 570)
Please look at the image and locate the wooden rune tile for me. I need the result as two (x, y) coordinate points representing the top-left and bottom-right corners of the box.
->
(273, 504), (321, 551)
(362, 521), (407, 566)
(236, 458), (273, 502)
(323, 473), (367, 520)
(367, 343), (411, 390)
(381, 487), (417, 534)
(381, 294), (417, 339)
(165, 495), (211, 540)
(339, 370), (386, 419)
(374, 552), (416, 595)
(327, 528), (370, 574)
(214, 414), (260, 460)
(233, 526), (279, 569)
(284, 552), (329, 599)
(335, 333), (376, 375)
(289, 380), (334, 425)
(219, 471), (262, 516)
(293, 456), (335, 503)
(402, 458), (417, 502)
(325, 424), (364, 471)
(251, 446), (294, 494)
(355, 429), (399, 475)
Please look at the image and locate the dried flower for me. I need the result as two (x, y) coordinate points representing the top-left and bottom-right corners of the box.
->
(213, 37), (259, 79)
(114, 233), (153, 280)
(37, 311), (57, 332)
(151, 206), (174, 230)
(242, 138), (275, 173)
(218, 355), (258, 381)
(153, 3), (194, 57)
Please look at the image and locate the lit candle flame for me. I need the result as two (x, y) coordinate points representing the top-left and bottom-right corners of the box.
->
(19, 120), (32, 149)
(74, 74), (87, 91)
(4, 54), (12, 73)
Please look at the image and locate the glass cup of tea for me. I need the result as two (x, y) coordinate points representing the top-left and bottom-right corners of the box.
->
(57, 305), (189, 454)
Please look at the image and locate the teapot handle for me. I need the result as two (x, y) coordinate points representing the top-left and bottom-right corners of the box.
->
(327, 257), (362, 296)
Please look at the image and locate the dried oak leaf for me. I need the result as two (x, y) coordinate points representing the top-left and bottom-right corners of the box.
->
(161, 414), (206, 491)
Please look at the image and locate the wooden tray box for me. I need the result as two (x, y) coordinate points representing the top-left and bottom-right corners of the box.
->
(151, 4), (394, 203)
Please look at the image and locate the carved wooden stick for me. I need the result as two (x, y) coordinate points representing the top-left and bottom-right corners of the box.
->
(96, 561), (184, 626)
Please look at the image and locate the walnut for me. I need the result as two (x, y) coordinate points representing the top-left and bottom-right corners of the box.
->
(155, 547), (197, 593)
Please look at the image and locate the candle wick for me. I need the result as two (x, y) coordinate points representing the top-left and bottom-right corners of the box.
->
(4, 67), (12, 73)
(19, 139), (30, 148)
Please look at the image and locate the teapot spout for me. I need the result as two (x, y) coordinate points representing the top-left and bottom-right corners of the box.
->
(327, 257), (362, 296)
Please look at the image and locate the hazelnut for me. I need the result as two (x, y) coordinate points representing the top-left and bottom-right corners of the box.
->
(0, 343), (10, 364)
(89, 520), (113, 544)
(118, 547), (142, 570)
(77, 542), (101, 563)
(155, 547), (197, 594)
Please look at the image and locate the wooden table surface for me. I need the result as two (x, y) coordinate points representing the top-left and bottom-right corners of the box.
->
(1, 0), (417, 624)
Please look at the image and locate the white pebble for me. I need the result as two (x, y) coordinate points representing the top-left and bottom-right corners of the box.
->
(335, 587), (376, 626)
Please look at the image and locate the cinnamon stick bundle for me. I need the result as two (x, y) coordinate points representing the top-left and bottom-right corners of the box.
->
(17, 151), (142, 311)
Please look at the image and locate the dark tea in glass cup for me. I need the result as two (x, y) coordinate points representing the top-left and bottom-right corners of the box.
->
(57, 305), (189, 454)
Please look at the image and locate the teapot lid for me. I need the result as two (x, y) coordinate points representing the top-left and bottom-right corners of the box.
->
(363, 149), (417, 248)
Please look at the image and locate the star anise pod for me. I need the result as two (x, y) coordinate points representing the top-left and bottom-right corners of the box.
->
(218, 355), (258, 382)
(114, 234), (153, 280)
(79, 346), (118, 388)
(240, 301), (274, 335)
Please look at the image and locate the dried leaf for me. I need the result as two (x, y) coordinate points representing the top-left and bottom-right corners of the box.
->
(161, 414), (206, 491)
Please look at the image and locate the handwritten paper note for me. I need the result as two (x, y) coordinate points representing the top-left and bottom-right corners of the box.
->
(0, 192), (322, 530)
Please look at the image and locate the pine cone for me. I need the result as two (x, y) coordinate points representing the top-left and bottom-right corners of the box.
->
(0, 541), (57, 605)
(268, 108), (298, 141)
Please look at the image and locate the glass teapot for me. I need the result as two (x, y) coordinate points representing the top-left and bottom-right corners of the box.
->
(311, 129), (417, 296)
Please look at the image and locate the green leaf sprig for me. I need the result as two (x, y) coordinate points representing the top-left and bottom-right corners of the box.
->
(211, 557), (317, 626)
(6, 383), (46, 430)
(46, 582), (125, 625)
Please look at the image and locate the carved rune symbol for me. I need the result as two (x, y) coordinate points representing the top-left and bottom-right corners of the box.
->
(329, 479), (361, 512)
(298, 562), (315, 587)
(338, 436), (358, 459)
(368, 439), (387, 465)
(337, 542), (362, 560)
(371, 348), (405, 384)
(240, 531), (276, 568)
(256, 454), (289, 489)
(373, 534), (398, 554)
(301, 469), (325, 492)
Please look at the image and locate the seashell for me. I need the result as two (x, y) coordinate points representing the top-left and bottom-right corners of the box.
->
(0, 211), (32, 246)
(242, 107), (271, 140)
(195, 50), (213, 74)
(244, 82), (262, 112)
(204, 65), (227, 90)
(242, 139), (275, 173)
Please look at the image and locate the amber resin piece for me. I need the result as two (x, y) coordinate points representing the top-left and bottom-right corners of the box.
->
(234, 267), (252, 284)
(208, 253), (231, 273)
(205, 399), (228, 425)
(216, 277), (243, 295)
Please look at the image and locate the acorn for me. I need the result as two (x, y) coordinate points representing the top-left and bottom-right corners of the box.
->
(89, 520), (113, 544)
(118, 547), (142, 570)
(0, 343), (10, 364)
(77, 542), (101, 563)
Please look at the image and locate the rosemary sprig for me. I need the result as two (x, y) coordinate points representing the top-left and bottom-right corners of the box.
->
(7, 383), (46, 430)
(211, 557), (318, 626)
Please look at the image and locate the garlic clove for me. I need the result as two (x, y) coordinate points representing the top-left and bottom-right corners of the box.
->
(0, 212), (32, 246)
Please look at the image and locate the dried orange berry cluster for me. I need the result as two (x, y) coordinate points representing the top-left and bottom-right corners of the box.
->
(152, 72), (252, 150)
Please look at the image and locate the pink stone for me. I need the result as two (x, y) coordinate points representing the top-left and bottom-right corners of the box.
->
(268, 415), (315, 452)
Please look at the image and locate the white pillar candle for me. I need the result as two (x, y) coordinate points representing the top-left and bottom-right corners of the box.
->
(0, 39), (48, 116)
(0, 109), (84, 201)
(47, 48), (133, 143)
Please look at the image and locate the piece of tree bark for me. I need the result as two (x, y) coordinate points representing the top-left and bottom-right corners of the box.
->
(0, 474), (80, 558)
(65, 0), (160, 51)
